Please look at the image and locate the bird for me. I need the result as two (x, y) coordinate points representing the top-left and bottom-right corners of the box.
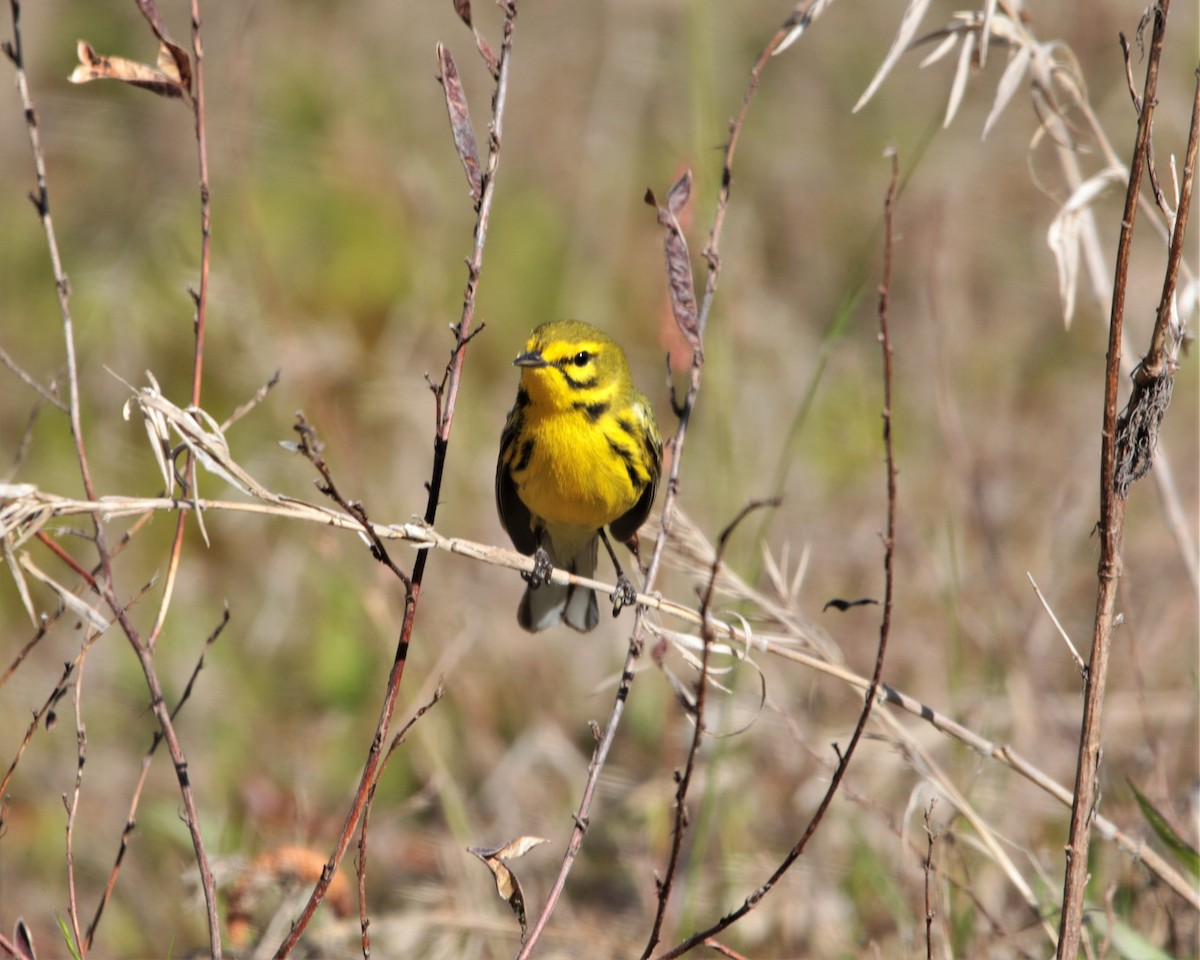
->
(496, 320), (662, 632)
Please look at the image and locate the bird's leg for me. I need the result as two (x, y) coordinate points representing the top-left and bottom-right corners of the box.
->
(522, 546), (555, 589)
(600, 528), (639, 617)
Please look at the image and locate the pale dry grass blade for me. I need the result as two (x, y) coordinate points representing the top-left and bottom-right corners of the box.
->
(17, 554), (109, 632)
(853, 0), (933, 113)
(981, 41), (1031, 139)
(945, 28), (975, 127)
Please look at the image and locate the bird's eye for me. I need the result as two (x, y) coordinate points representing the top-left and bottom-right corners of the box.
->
(572, 351), (591, 367)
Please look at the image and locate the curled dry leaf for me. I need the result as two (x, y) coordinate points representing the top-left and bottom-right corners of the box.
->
(134, 0), (192, 93)
(69, 40), (188, 100)
(1046, 168), (1123, 327)
(469, 836), (548, 938)
(437, 44), (483, 202)
(645, 170), (701, 352)
(450, 0), (499, 74)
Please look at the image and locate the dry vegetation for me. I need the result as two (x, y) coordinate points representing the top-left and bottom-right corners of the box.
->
(0, 1), (1197, 958)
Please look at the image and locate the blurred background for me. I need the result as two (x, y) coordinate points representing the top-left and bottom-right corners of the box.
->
(0, 1), (1197, 956)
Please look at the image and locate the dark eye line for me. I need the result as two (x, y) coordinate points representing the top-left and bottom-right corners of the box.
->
(553, 347), (598, 369)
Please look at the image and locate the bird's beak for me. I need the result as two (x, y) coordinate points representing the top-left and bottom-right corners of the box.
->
(513, 350), (547, 368)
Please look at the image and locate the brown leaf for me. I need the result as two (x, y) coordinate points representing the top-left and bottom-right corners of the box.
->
(646, 171), (701, 352)
(469, 836), (548, 938)
(449, 0), (498, 74)
(666, 167), (692, 216)
(470, 835), (548, 861)
(69, 40), (186, 100)
(134, 0), (193, 94)
(474, 34), (499, 74)
(437, 44), (483, 202)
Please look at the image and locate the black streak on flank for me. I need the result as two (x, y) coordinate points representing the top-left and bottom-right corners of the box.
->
(515, 437), (535, 472)
(607, 437), (641, 489)
(615, 416), (637, 439)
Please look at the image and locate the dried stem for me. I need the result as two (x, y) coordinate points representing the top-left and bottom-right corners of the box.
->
(84, 606), (227, 951)
(272, 6), (517, 955)
(5, 2), (224, 952)
(641, 500), (780, 959)
(658, 147), (900, 960)
(64, 654), (89, 958)
(923, 801), (938, 960)
(1056, 4), (1171, 957)
(357, 682), (444, 960)
(516, 2), (830, 951)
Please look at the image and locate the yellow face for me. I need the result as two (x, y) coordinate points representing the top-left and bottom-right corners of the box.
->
(513, 320), (631, 412)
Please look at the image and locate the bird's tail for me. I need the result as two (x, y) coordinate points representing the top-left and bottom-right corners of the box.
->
(518, 534), (599, 633)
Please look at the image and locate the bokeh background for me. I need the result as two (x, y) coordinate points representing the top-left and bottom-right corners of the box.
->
(1, 1), (1197, 956)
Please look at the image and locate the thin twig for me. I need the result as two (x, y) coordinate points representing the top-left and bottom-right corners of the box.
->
(5, 2), (224, 951)
(923, 800), (938, 960)
(272, 7), (518, 955)
(64, 651), (89, 958)
(658, 147), (901, 960)
(641, 499), (780, 959)
(84, 604), (229, 951)
(1027, 572), (1085, 674)
(0, 343), (67, 412)
(357, 681), (444, 960)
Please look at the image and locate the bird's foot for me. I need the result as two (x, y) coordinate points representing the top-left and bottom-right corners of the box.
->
(610, 574), (639, 617)
(522, 547), (554, 589)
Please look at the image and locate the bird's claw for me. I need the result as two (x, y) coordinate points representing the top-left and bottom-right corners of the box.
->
(523, 547), (554, 589)
(610, 574), (638, 617)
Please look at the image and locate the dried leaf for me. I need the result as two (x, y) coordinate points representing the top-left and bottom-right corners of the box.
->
(69, 40), (186, 100)
(135, 0), (193, 93)
(19, 554), (110, 632)
(470, 835), (548, 861)
(666, 167), (691, 216)
(437, 44), (483, 201)
(853, 0), (933, 113)
(918, 31), (960, 69)
(977, 0), (997, 68)
(645, 171), (700, 352)
(469, 837), (547, 937)
(3, 536), (37, 628)
(773, 0), (837, 56)
(1046, 204), (1080, 327)
(981, 42), (1032, 140)
(1046, 168), (1122, 327)
(450, 0), (498, 73)
(13, 918), (35, 960)
(944, 29), (975, 128)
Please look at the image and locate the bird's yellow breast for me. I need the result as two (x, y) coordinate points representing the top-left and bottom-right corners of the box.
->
(513, 402), (642, 530)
